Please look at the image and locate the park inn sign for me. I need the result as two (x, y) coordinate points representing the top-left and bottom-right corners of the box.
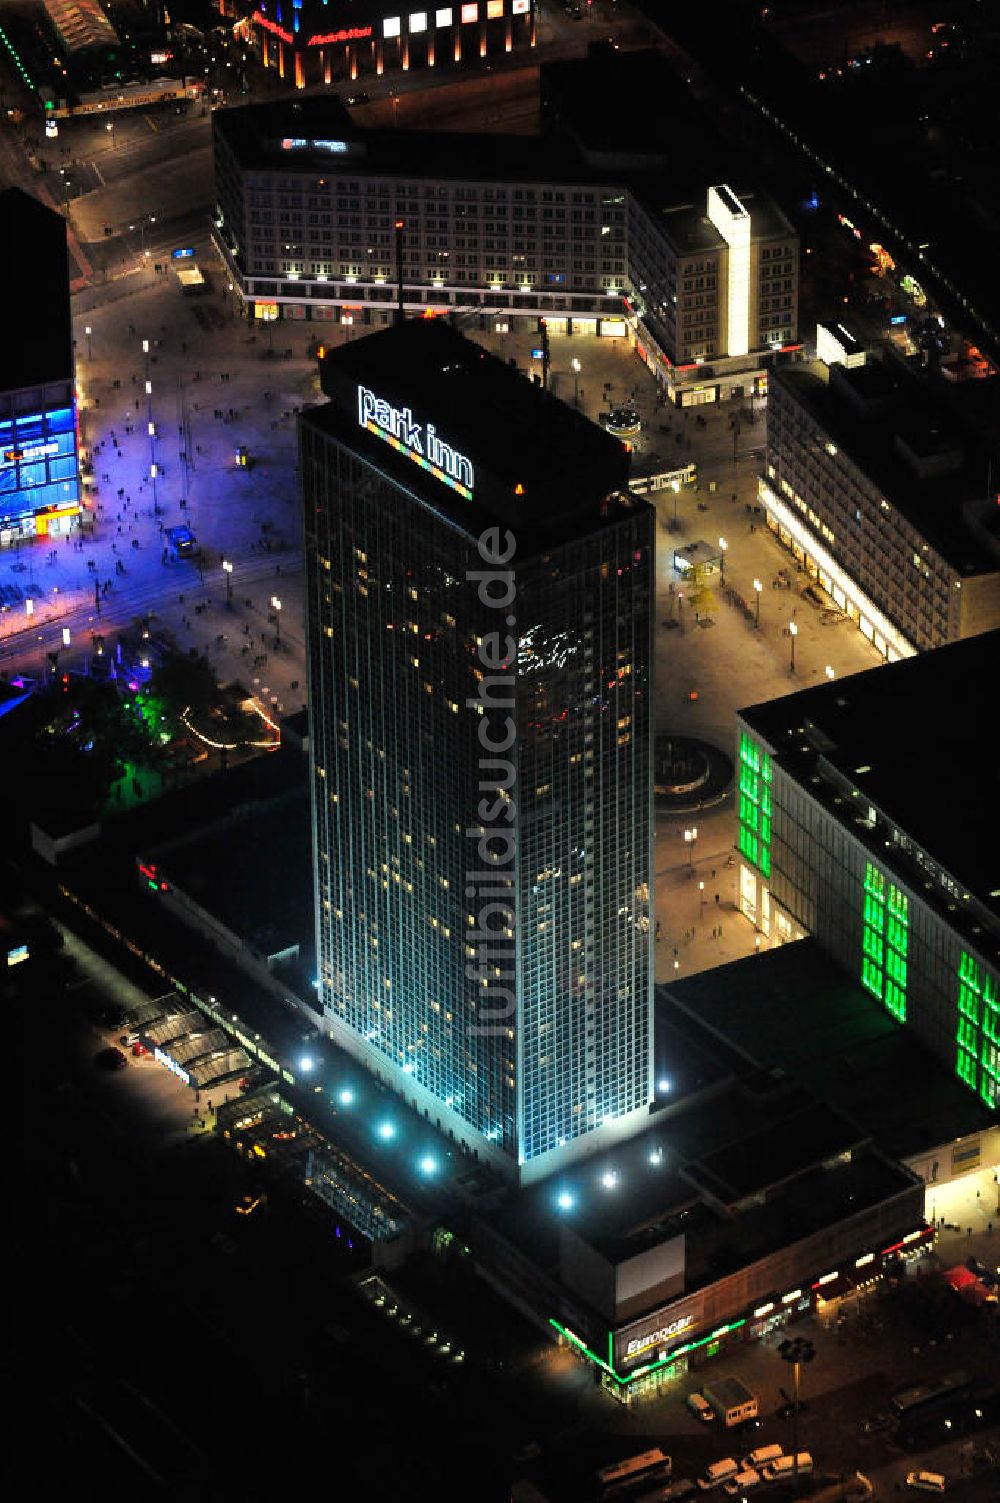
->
(357, 384), (475, 500)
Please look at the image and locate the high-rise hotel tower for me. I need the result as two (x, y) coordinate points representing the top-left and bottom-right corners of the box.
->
(301, 321), (653, 1182)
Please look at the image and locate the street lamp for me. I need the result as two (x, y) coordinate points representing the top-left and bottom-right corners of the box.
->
(571, 357), (581, 409)
(777, 1336), (816, 1495)
(684, 826), (698, 868)
(719, 536), (728, 584)
(671, 478), (681, 532)
(788, 619), (798, 673)
(222, 558), (233, 606)
(698, 879), (706, 914)
(753, 577), (763, 629)
(105, 119), (115, 148)
(84, 324), (92, 360)
(271, 594), (282, 645)
(825, 664), (835, 681)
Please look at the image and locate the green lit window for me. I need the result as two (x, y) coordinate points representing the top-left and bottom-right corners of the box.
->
(885, 980), (906, 1021)
(738, 732), (772, 881)
(860, 864), (908, 1022)
(981, 1042), (999, 1110)
(957, 1016), (978, 1053)
(954, 952), (997, 1100)
(861, 956), (883, 999)
(956, 1046), (978, 1090)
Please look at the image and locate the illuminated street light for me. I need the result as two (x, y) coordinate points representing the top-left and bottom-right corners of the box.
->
(377, 1121), (396, 1141)
(298, 1054), (314, 1072)
(418, 1155), (438, 1176)
(25, 598), (33, 617)
(556, 1190), (574, 1211)
(825, 664), (835, 681)
(271, 594), (282, 645)
(601, 1169), (618, 1190)
(222, 558), (233, 606)
(684, 825), (698, 868)
(699, 878), (706, 914)
(718, 536), (728, 583)
(753, 577), (763, 629)
(84, 324), (92, 360)
(671, 477), (681, 532)
(62, 627), (71, 647)
(777, 1336), (816, 1494)
(789, 619), (798, 673)
(571, 356), (581, 409)
(657, 1077), (672, 1094)
(338, 1088), (354, 1106)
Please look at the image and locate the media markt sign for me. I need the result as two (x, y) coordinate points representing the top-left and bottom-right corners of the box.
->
(357, 384), (474, 500)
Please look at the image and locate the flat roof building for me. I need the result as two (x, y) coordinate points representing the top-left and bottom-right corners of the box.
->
(301, 319), (655, 1182)
(735, 631), (1000, 1115)
(760, 350), (1000, 659)
(0, 189), (82, 549)
(211, 51), (799, 405)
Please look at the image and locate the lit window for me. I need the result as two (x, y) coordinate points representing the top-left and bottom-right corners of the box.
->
(409, 9), (428, 27)
(512, 0), (529, 11)
(487, 0), (503, 14)
(461, 2), (477, 19)
(383, 14), (401, 34)
(435, 5), (452, 20)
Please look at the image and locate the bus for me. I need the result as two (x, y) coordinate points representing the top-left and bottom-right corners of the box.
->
(891, 1371), (973, 1423)
(597, 1448), (672, 1496)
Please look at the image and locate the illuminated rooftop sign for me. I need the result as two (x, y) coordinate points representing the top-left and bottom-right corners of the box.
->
(306, 24), (373, 44)
(281, 137), (349, 152)
(357, 384), (474, 499)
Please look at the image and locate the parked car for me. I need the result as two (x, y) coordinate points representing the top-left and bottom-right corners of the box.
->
(688, 1392), (716, 1423)
(723, 1470), (761, 1496)
(906, 1473), (946, 1494)
(95, 1046), (128, 1071)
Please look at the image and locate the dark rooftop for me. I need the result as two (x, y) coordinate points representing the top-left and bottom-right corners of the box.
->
(771, 359), (999, 574)
(665, 941), (998, 1163)
(308, 320), (643, 550)
(148, 785), (312, 962)
(0, 189), (73, 393)
(214, 93), (594, 184)
(738, 630), (1000, 933)
(502, 1047), (912, 1279)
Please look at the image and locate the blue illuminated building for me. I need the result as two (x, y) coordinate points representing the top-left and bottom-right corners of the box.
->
(0, 189), (81, 547)
(301, 322), (655, 1184)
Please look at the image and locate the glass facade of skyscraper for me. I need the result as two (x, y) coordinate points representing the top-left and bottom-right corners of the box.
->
(301, 325), (653, 1178)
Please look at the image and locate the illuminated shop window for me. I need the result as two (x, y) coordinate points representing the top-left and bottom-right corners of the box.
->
(461, 2), (478, 19)
(409, 10), (428, 28)
(383, 15), (401, 34)
(435, 5), (452, 20)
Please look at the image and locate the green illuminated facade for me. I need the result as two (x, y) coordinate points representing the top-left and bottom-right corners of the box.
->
(738, 732), (772, 878)
(956, 952), (999, 1109)
(860, 862), (909, 1022)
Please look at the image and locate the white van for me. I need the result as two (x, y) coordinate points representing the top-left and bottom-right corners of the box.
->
(688, 1392), (716, 1423)
(906, 1473), (946, 1495)
(743, 1447), (783, 1471)
(723, 1469), (761, 1496)
(698, 1459), (740, 1491)
(762, 1455), (812, 1482)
